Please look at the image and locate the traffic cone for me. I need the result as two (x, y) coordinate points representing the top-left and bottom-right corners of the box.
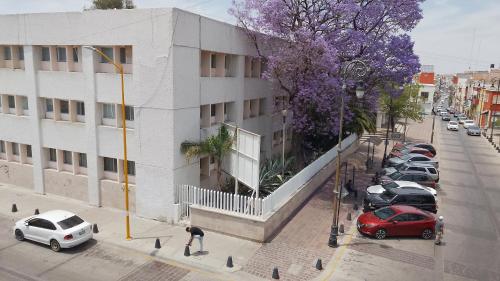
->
(347, 212), (352, 221)
(339, 224), (344, 234)
(11, 204), (17, 213)
(34, 209), (39, 215)
(226, 256), (234, 268)
(272, 267), (280, 279)
(155, 238), (161, 249)
(315, 259), (323, 270)
(184, 245), (190, 256)
(93, 224), (99, 234)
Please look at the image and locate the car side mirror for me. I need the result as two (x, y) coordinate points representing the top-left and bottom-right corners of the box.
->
(24, 222), (29, 227)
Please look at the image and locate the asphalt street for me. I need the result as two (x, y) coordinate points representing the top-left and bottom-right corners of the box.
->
(330, 114), (500, 281)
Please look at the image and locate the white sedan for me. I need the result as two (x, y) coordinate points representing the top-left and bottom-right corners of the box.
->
(366, 180), (437, 196)
(13, 210), (93, 252)
(463, 120), (475, 128)
(447, 121), (459, 131)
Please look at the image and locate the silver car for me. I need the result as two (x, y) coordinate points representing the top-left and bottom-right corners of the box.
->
(387, 153), (439, 168)
(383, 162), (439, 181)
(466, 125), (481, 136)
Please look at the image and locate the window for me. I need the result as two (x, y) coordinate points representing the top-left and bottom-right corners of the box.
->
(60, 100), (69, 114)
(26, 145), (32, 158)
(100, 47), (113, 63)
(76, 102), (85, 116)
(21, 97), (28, 110)
(428, 168), (437, 175)
(127, 161), (135, 175)
(29, 218), (56, 230)
(391, 214), (410, 222)
(421, 92), (429, 99)
(373, 207), (396, 220)
(45, 99), (54, 113)
(11, 143), (19, 155)
(63, 150), (72, 164)
(48, 148), (57, 162)
(56, 47), (66, 62)
(211, 104), (216, 117)
(18, 46), (24, 60)
(120, 47), (126, 64)
(210, 54), (216, 68)
(0, 141), (5, 153)
(8, 95), (15, 109)
(72, 47), (79, 62)
(125, 105), (134, 121)
(3, 46), (11, 60)
(104, 157), (117, 172)
(57, 215), (84, 230)
(102, 104), (115, 119)
(41, 47), (50, 61)
(224, 55), (230, 69)
(79, 153), (87, 167)
(407, 214), (425, 221)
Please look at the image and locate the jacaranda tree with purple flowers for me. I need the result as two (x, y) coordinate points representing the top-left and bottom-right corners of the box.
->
(230, 0), (423, 154)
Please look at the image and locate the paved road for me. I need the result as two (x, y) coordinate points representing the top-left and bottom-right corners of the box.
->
(327, 115), (500, 281)
(0, 215), (219, 281)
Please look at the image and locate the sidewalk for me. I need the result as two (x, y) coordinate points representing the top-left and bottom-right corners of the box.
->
(0, 184), (264, 281)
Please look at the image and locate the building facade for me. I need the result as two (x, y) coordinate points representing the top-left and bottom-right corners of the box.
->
(0, 8), (290, 222)
(417, 65), (435, 114)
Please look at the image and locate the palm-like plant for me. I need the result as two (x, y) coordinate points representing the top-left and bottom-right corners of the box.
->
(346, 106), (377, 136)
(180, 125), (234, 187)
(259, 157), (296, 196)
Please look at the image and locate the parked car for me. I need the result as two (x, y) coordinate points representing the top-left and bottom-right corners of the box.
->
(377, 172), (438, 191)
(368, 180), (437, 196)
(467, 125), (481, 136)
(384, 163), (439, 181)
(389, 147), (433, 158)
(387, 153), (439, 168)
(357, 205), (436, 239)
(363, 188), (438, 213)
(463, 120), (475, 128)
(13, 210), (93, 252)
(447, 121), (459, 131)
(458, 116), (467, 124)
(392, 143), (436, 156)
(441, 114), (451, 121)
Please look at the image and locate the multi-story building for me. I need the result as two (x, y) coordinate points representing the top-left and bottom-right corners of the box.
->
(0, 8), (291, 222)
(416, 65), (436, 114)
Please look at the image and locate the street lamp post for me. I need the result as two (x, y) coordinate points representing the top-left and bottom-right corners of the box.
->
(84, 46), (131, 240)
(281, 108), (287, 177)
(328, 60), (368, 248)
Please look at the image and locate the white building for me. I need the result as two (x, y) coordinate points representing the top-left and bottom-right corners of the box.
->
(417, 65), (436, 114)
(0, 8), (291, 222)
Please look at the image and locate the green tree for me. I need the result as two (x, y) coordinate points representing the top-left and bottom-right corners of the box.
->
(379, 84), (422, 131)
(345, 105), (377, 136)
(180, 125), (234, 187)
(92, 0), (135, 9)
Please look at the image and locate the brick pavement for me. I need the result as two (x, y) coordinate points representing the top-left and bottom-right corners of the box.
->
(243, 141), (378, 281)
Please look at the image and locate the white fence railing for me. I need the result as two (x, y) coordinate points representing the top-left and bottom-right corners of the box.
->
(175, 184), (263, 219)
(175, 133), (357, 220)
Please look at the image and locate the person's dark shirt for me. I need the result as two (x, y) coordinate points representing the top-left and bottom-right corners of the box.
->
(190, 227), (204, 237)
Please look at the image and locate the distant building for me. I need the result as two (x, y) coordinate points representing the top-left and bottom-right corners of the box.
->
(416, 65), (436, 114)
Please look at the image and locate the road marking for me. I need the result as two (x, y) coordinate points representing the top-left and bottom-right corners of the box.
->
(320, 223), (357, 281)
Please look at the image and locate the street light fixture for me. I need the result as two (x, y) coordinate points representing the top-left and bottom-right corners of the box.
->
(83, 46), (132, 241)
(328, 59), (368, 248)
(281, 108), (288, 177)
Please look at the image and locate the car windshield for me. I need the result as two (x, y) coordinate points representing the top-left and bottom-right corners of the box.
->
(57, 215), (84, 230)
(388, 172), (402, 180)
(469, 126), (479, 130)
(400, 154), (412, 160)
(382, 181), (399, 189)
(380, 190), (397, 201)
(449, 121), (457, 125)
(373, 207), (396, 220)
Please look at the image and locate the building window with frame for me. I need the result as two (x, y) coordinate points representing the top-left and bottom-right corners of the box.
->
(3, 46), (11, 60)
(102, 103), (115, 119)
(8, 95), (15, 109)
(18, 46), (24, 60)
(103, 157), (118, 172)
(120, 47), (127, 64)
(26, 145), (32, 158)
(60, 100), (69, 114)
(21, 96), (28, 111)
(210, 54), (216, 69)
(76, 101), (85, 116)
(125, 105), (134, 121)
(211, 104), (216, 117)
(79, 153), (87, 167)
(48, 148), (57, 162)
(41, 47), (50, 62)
(0, 141), (5, 153)
(62, 150), (72, 164)
(127, 161), (135, 176)
(100, 47), (113, 63)
(72, 47), (79, 62)
(56, 47), (66, 62)
(11, 143), (19, 156)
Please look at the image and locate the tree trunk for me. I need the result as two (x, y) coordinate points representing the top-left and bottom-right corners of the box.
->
(216, 159), (223, 188)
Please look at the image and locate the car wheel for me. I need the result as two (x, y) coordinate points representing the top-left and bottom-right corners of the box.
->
(14, 229), (24, 241)
(50, 239), (61, 252)
(422, 228), (433, 240)
(375, 229), (387, 239)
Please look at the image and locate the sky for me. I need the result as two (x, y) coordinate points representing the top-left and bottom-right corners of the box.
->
(1, 0), (499, 75)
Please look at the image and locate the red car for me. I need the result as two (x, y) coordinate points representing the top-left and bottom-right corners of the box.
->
(357, 205), (436, 239)
(389, 147), (434, 158)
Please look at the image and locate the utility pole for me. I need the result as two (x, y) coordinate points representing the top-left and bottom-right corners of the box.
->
(430, 108), (436, 144)
(382, 97), (392, 167)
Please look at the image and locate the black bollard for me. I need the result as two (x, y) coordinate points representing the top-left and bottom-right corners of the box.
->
(328, 235), (338, 248)
(272, 267), (280, 279)
(347, 212), (352, 221)
(226, 256), (234, 268)
(339, 224), (344, 234)
(93, 224), (99, 234)
(34, 209), (39, 215)
(353, 203), (359, 211)
(315, 259), (323, 270)
(184, 245), (190, 256)
(155, 238), (161, 249)
(11, 204), (17, 213)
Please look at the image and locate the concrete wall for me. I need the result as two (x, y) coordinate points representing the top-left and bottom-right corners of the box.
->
(44, 169), (88, 202)
(190, 138), (360, 242)
(0, 161), (34, 189)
